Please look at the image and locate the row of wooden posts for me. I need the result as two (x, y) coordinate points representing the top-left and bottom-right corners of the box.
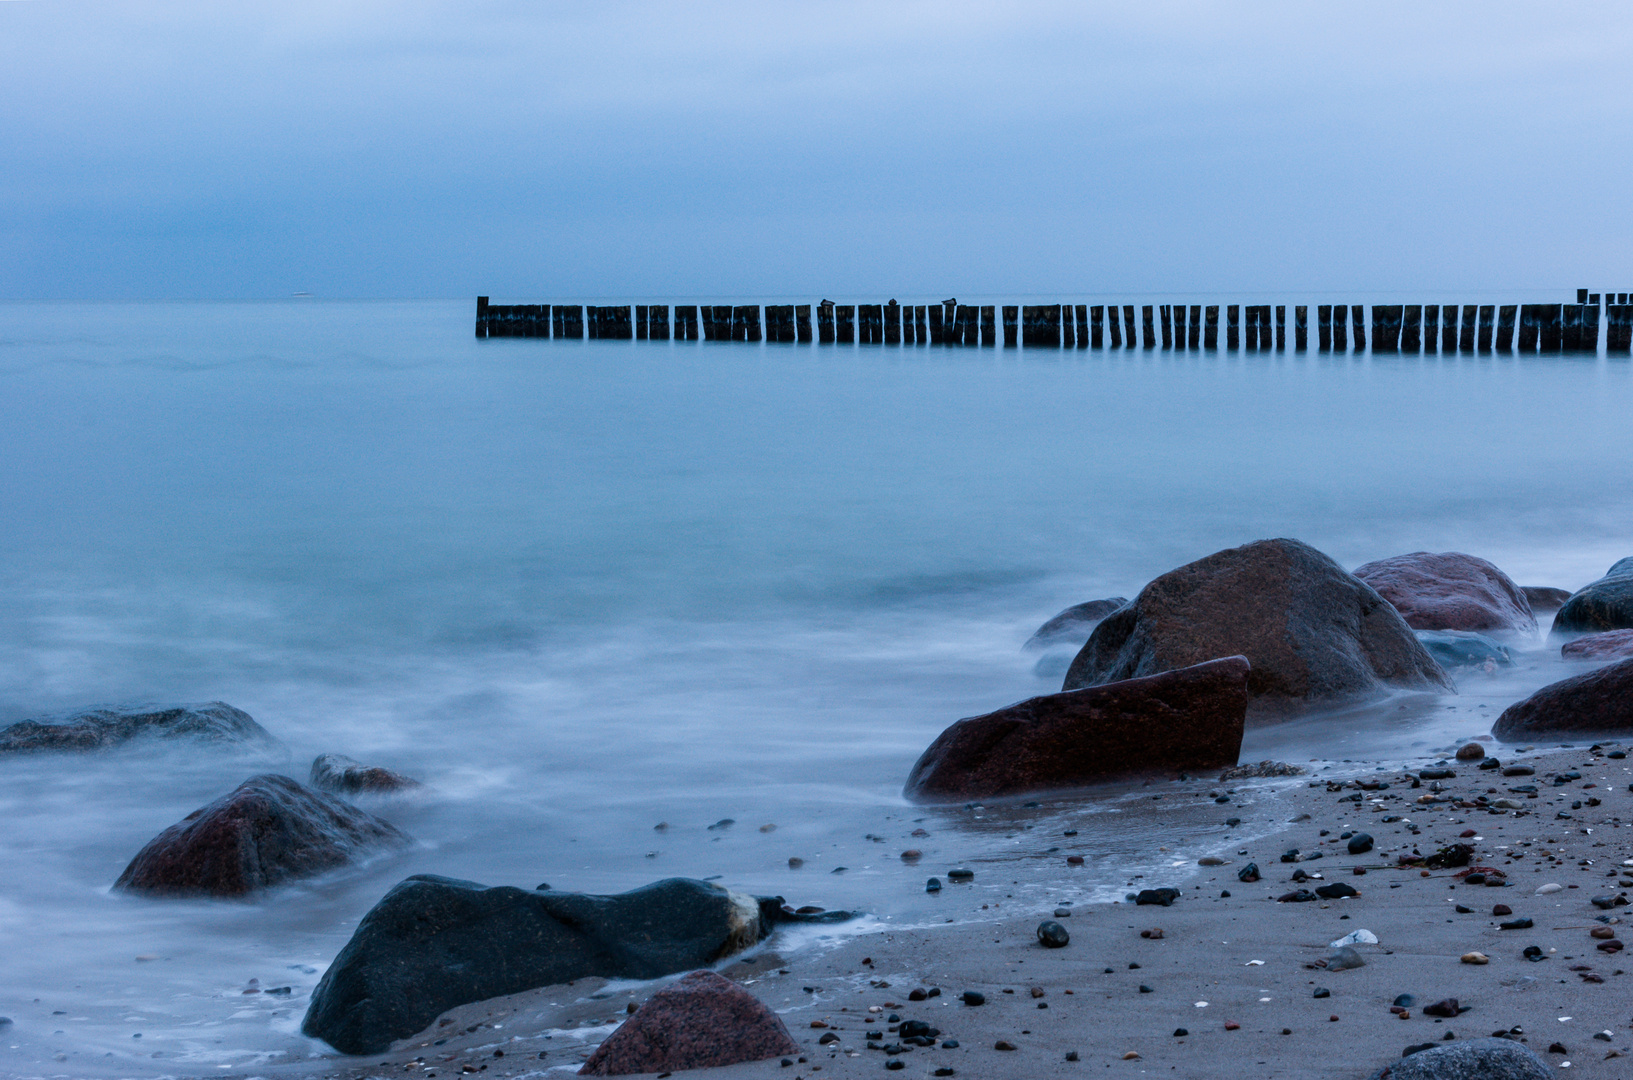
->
(476, 292), (1633, 352)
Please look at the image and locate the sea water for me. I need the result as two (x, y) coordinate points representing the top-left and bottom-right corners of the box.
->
(1, 298), (1629, 1075)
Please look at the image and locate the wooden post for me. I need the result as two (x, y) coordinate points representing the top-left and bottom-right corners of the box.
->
(795, 304), (812, 343)
(1169, 305), (1183, 349)
(1060, 305), (1074, 348)
(1352, 305), (1366, 351)
(1400, 305), (1421, 352)
(1333, 305), (1350, 350)
(1275, 305), (1286, 350)
(1372, 305), (1401, 352)
(766, 304), (795, 343)
(1423, 305), (1439, 353)
(1226, 305), (1240, 349)
(1204, 305), (1219, 349)
(1090, 305), (1104, 348)
(914, 305), (928, 345)
(1317, 305), (1332, 350)
(1122, 305), (1136, 349)
(1142, 305), (1155, 349)
(1577, 288), (1589, 303)
(901, 303), (915, 345)
(817, 300), (835, 344)
(1021, 304), (1061, 347)
(1107, 304), (1123, 348)
(1477, 305), (1494, 352)
(636, 305), (649, 340)
(1160, 304), (1173, 349)
(475, 296), (489, 338)
(1538, 304), (1563, 351)
(943, 300), (958, 344)
(1561, 304), (1584, 352)
(858, 304), (882, 345)
(1585, 299), (1601, 351)
(1495, 305), (1515, 351)
(981, 305), (996, 347)
(836, 305), (855, 344)
(1457, 305), (1476, 352)
(610, 305), (634, 339)
(1517, 304), (1538, 351)
(885, 300), (902, 345)
(1074, 304), (1088, 349)
(1004, 305), (1019, 347)
(927, 303), (944, 344)
(649, 304), (670, 340)
(1607, 304), (1632, 352)
(1294, 305), (1308, 351)
(1188, 305), (1201, 349)
(698, 306), (717, 341)
(957, 304), (979, 346)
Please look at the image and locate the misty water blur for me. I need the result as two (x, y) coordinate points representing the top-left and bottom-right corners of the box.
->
(0, 298), (1629, 1074)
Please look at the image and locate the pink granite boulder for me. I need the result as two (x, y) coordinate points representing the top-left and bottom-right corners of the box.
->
(1353, 551), (1536, 634)
(1562, 629), (1633, 662)
(579, 969), (799, 1075)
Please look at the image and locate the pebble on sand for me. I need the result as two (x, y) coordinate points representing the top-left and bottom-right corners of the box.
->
(1461, 952), (1489, 965)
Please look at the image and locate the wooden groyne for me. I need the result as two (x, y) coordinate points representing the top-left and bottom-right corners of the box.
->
(475, 290), (1631, 353)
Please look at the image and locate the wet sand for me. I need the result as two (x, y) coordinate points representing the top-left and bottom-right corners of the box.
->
(236, 741), (1632, 1080)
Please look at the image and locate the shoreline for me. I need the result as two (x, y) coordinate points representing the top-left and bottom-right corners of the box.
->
(212, 739), (1633, 1080)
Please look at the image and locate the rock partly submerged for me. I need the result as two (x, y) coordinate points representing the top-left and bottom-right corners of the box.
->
(1521, 586), (1572, 614)
(1561, 628), (1633, 662)
(578, 969), (799, 1075)
(1024, 598), (1129, 650)
(1415, 630), (1512, 669)
(302, 876), (851, 1056)
(1064, 539), (1451, 719)
(1366, 1036), (1550, 1080)
(1353, 551), (1536, 634)
(1552, 557), (1633, 633)
(1493, 657), (1633, 739)
(114, 774), (410, 898)
(310, 753), (422, 795)
(0, 702), (279, 756)
(904, 657), (1249, 801)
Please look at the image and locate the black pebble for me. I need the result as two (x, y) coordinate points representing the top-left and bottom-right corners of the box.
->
(1394, 994), (1416, 1008)
(1139, 985), (1152, 994)
(1173, 1028), (1188, 1037)
(1220, 890), (1231, 898)
(1348, 833), (1374, 855)
(941, 1040), (959, 1048)
(1036, 920), (1070, 948)
(1313, 988), (1330, 999)
(926, 878), (942, 892)
(1066, 1050), (1080, 1061)
(1455, 905), (1472, 914)
(1500, 918), (1534, 930)
(961, 991), (984, 1006)
(1226, 817), (1241, 827)
(886, 1060), (904, 1070)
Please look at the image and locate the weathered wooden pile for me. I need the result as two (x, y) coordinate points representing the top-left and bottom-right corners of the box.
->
(475, 290), (1631, 353)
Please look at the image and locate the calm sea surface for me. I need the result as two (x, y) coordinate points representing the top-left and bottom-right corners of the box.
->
(1, 297), (1630, 1075)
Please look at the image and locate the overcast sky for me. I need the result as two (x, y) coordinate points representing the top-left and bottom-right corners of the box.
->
(3, 1), (1631, 299)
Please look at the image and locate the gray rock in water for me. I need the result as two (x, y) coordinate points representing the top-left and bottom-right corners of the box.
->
(1024, 598), (1129, 650)
(1493, 656), (1633, 738)
(114, 774), (410, 898)
(1522, 586), (1572, 613)
(310, 754), (421, 795)
(1366, 1036), (1549, 1079)
(1553, 557), (1633, 633)
(0, 702), (279, 755)
(1064, 539), (1451, 719)
(1415, 630), (1512, 669)
(301, 876), (840, 1055)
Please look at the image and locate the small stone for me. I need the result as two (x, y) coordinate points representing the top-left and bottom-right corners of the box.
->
(1037, 921), (1070, 948)
(1597, 939), (1624, 952)
(1198, 856), (1226, 866)
(961, 991), (984, 1006)
(1139, 984), (1152, 994)
(1536, 883), (1563, 895)
(946, 868), (974, 881)
(1394, 994), (1417, 1008)
(1455, 905), (1473, 914)
(1456, 743), (1486, 761)
(900, 850), (921, 861)
(818, 1033), (839, 1045)
(1065, 1050), (1080, 1060)
(1054, 907), (1072, 918)
(1173, 1028), (1188, 1037)
(925, 878), (941, 892)
(1140, 928), (1164, 939)
(1118, 1050), (1137, 1059)
(1065, 855), (1084, 865)
(1237, 863), (1260, 883)
(1313, 988), (1330, 998)
(788, 857), (804, 868)
(1422, 999), (1459, 1018)
(1348, 833), (1374, 855)
(996, 1041), (1018, 1051)
(1461, 952), (1489, 965)
(886, 1060), (905, 1070)
(1492, 904), (1511, 916)
(1224, 1021), (1240, 1030)
(1499, 917), (1534, 930)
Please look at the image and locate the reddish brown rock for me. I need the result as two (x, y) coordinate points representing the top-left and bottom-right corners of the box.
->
(1352, 551), (1536, 633)
(310, 753), (422, 795)
(1493, 656), (1633, 739)
(579, 969), (799, 1075)
(0, 702), (279, 755)
(1065, 539), (1450, 719)
(115, 774), (410, 897)
(1522, 586), (1572, 613)
(904, 657), (1249, 801)
(1562, 629), (1633, 662)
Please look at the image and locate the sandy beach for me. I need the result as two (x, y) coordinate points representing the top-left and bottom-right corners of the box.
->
(230, 740), (1632, 1080)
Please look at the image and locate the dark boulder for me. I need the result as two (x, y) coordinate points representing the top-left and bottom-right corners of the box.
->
(1415, 630), (1511, 669)
(1493, 657), (1633, 739)
(1353, 552), (1536, 634)
(1365, 1036), (1549, 1079)
(1561, 628), (1633, 662)
(579, 970), (798, 1075)
(1024, 598), (1128, 649)
(1552, 557), (1633, 633)
(114, 775), (409, 898)
(903, 657), (1249, 801)
(1064, 539), (1451, 718)
(1522, 586), (1572, 613)
(302, 876), (826, 1056)
(310, 754), (422, 795)
(0, 702), (279, 755)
